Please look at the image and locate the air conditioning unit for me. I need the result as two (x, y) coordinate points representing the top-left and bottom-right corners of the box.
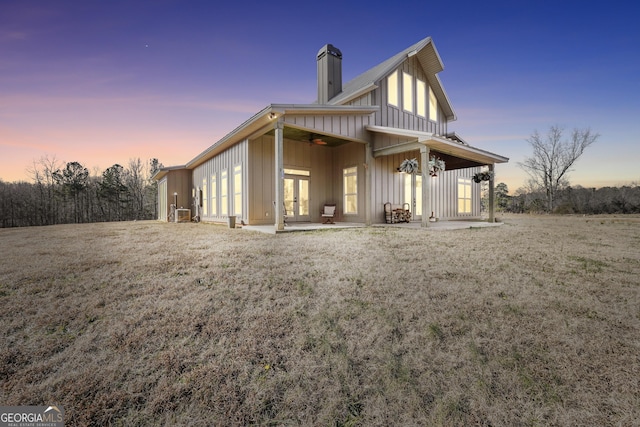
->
(175, 208), (191, 223)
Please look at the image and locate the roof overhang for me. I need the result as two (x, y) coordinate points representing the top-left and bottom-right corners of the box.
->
(366, 125), (509, 165)
(151, 165), (187, 181)
(185, 104), (378, 169)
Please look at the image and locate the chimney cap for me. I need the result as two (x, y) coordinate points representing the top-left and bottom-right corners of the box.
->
(317, 44), (342, 60)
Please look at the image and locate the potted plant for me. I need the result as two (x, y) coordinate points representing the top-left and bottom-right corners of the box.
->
(429, 156), (445, 177)
(472, 171), (494, 183)
(398, 158), (419, 174)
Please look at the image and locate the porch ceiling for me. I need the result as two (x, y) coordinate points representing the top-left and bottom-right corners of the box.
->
(366, 125), (509, 166)
(265, 126), (351, 148)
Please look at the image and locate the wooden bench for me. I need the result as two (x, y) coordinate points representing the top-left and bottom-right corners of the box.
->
(384, 202), (411, 223)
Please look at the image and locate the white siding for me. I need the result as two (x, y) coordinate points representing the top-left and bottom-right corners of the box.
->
(248, 135), (335, 225)
(371, 150), (481, 223)
(193, 139), (248, 223)
(374, 57), (448, 136)
(282, 113), (371, 142)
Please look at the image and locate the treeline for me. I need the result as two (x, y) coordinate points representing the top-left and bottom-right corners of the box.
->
(492, 183), (640, 214)
(0, 157), (163, 228)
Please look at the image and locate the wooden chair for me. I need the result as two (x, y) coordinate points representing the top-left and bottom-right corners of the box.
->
(321, 204), (336, 224)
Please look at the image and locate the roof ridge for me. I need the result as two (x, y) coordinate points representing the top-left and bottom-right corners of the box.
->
(328, 36), (433, 105)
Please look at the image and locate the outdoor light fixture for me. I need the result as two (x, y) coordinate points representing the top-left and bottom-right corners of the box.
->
(173, 192), (178, 207)
(268, 112), (277, 119)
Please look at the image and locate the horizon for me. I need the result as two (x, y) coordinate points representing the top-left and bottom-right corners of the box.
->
(1, 1), (639, 193)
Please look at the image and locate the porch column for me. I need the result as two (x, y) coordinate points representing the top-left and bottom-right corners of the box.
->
(274, 122), (285, 231)
(420, 145), (431, 228)
(488, 163), (495, 223)
(365, 142), (373, 226)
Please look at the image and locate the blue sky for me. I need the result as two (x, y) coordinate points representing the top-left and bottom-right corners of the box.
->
(1, 0), (638, 192)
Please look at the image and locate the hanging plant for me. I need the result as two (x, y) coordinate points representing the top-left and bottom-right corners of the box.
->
(472, 171), (494, 183)
(429, 156), (446, 177)
(398, 158), (419, 174)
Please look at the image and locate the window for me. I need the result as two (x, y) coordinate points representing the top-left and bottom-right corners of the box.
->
(387, 70), (398, 107)
(403, 72), (413, 112)
(202, 178), (208, 216)
(220, 170), (228, 216)
(210, 174), (217, 216)
(233, 164), (242, 216)
(343, 166), (358, 214)
(458, 177), (472, 214)
(284, 168), (310, 176)
(416, 78), (426, 117)
(429, 86), (438, 122)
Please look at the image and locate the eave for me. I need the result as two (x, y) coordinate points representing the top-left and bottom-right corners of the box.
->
(366, 125), (509, 165)
(151, 165), (187, 181)
(185, 104), (378, 170)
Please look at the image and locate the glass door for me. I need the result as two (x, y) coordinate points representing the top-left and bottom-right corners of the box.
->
(404, 173), (422, 221)
(284, 170), (310, 222)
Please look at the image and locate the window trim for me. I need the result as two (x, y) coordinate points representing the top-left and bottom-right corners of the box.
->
(387, 70), (399, 107)
(416, 78), (426, 118)
(220, 169), (228, 216)
(429, 86), (438, 122)
(202, 178), (208, 216)
(457, 177), (472, 214)
(343, 166), (358, 215)
(233, 164), (242, 217)
(210, 173), (217, 216)
(403, 72), (413, 113)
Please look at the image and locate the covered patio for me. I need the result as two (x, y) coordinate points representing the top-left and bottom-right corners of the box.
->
(242, 219), (502, 234)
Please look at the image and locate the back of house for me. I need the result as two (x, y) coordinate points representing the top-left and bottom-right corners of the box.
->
(153, 37), (508, 229)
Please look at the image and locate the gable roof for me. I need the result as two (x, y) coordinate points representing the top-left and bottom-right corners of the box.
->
(328, 37), (456, 121)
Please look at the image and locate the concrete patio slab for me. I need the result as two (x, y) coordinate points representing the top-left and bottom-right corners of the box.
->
(241, 220), (502, 234)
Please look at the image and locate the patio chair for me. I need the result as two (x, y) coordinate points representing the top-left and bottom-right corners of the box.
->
(321, 204), (336, 224)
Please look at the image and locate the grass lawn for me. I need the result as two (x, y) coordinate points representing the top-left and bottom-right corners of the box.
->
(1, 215), (639, 426)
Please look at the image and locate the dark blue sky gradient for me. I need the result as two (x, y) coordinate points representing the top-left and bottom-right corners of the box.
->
(1, 0), (638, 188)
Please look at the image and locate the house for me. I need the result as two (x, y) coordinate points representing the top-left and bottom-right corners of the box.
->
(153, 37), (508, 230)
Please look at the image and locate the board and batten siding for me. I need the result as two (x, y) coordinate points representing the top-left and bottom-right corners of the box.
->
(192, 139), (248, 223)
(282, 113), (371, 142)
(373, 56), (448, 138)
(332, 141), (366, 223)
(158, 169), (192, 221)
(248, 135), (334, 225)
(371, 151), (481, 223)
(430, 167), (482, 220)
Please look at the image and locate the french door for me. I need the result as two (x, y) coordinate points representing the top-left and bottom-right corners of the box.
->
(284, 174), (310, 222)
(404, 173), (422, 221)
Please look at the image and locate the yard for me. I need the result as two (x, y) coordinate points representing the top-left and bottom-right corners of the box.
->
(1, 215), (638, 426)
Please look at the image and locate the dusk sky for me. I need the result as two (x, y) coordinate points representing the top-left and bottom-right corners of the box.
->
(1, 0), (638, 192)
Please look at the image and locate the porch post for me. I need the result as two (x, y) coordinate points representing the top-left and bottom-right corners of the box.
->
(274, 122), (285, 231)
(420, 145), (430, 228)
(365, 142), (372, 226)
(488, 163), (495, 223)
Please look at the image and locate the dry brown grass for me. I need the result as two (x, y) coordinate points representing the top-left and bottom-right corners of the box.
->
(1, 215), (639, 426)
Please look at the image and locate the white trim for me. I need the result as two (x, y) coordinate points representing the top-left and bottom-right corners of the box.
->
(366, 125), (509, 164)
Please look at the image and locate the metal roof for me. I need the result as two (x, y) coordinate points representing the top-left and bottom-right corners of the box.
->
(328, 37), (457, 121)
(366, 125), (509, 165)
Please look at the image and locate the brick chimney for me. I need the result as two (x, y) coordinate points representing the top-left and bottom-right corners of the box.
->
(317, 44), (342, 104)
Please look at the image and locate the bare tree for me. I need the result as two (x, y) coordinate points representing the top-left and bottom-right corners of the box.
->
(27, 155), (62, 225)
(519, 125), (599, 212)
(125, 158), (145, 219)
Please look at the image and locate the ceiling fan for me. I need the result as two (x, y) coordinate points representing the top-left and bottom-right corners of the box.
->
(309, 134), (327, 145)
